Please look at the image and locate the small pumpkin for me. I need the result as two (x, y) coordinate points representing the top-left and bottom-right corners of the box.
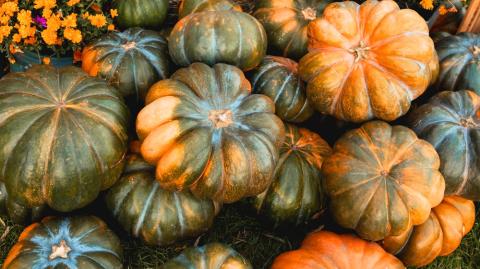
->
(250, 56), (313, 122)
(0, 182), (45, 225)
(254, 0), (333, 60)
(169, 10), (267, 71)
(178, 0), (242, 18)
(136, 63), (285, 203)
(161, 243), (252, 269)
(299, 0), (438, 122)
(435, 32), (480, 94)
(0, 66), (129, 212)
(106, 153), (219, 246)
(250, 124), (331, 227)
(2, 216), (123, 269)
(322, 121), (445, 241)
(271, 231), (404, 269)
(112, 0), (169, 29)
(82, 28), (169, 101)
(382, 196), (475, 267)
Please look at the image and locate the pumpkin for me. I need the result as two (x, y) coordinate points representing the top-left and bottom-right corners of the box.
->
(254, 0), (333, 60)
(382, 196), (475, 267)
(322, 121), (445, 241)
(250, 124), (331, 227)
(82, 28), (169, 101)
(0, 66), (129, 212)
(435, 33), (480, 94)
(298, 0), (438, 122)
(0, 182), (45, 225)
(161, 243), (252, 269)
(427, 0), (466, 34)
(178, 0), (242, 18)
(106, 153), (219, 246)
(271, 231), (404, 269)
(112, 0), (169, 30)
(250, 56), (313, 123)
(409, 90), (480, 199)
(169, 10), (267, 71)
(2, 216), (123, 269)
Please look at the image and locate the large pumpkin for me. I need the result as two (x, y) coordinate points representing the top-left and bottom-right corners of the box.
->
(106, 152), (219, 246)
(82, 28), (169, 101)
(161, 243), (252, 269)
(299, 0), (438, 122)
(254, 0), (333, 60)
(136, 63), (285, 203)
(322, 121), (445, 241)
(409, 90), (480, 199)
(271, 231), (404, 269)
(0, 182), (45, 225)
(250, 56), (313, 123)
(178, 0), (242, 18)
(3, 216), (123, 269)
(112, 0), (169, 29)
(435, 33), (480, 94)
(382, 196), (475, 267)
(250, 124), (331, 227)
(169, 10), (267, 71)
(0, 66), (129, 212)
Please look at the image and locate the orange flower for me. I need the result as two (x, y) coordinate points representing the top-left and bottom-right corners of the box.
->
(43, 57), (51, 65)
(108, 24), (115, 31)
(62, 13), (77, 28)
(63, 27), (82, 43)
(0, 25), (12, 37)
(438, 5), (448, 15)
(1, 2), (19, 17)
(24, 36), (36, 45)
(16, 24), (36, 38)
(420, 0), (434, 10)
(41, 29), (58, 45)
(17, 10), (32, 26)
(34, 0), (56, 10)
(82, 12), (90, 19)
(110, 9), (118, 18)
(42, 8), (52, 18)
(0, 15), (10, 24)
(73, 50), (82, 63)
(88, 14), (106, 28)
(91, 4), (102, 13)
(46, 13), (61, 31)
(66, 0), (80, 6)
(12, 33), (21, 42)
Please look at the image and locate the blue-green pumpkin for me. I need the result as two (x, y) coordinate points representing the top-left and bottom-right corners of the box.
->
(0, 182), (45, 225)
(112, 0), (169, 30)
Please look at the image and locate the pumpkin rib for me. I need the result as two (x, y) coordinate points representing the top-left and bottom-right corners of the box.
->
(133, 183), (159, 237)
(456, 128), (471, 195)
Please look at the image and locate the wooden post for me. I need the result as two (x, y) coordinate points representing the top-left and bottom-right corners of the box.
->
(458, 0), (480, 33)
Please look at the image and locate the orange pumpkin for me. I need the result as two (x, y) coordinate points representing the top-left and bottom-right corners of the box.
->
(271, 231), (405, 269)
(299, 0), (438, 122)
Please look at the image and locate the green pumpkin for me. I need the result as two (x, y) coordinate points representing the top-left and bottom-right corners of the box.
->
(3, 216), (123, 269)
(0, 66), (129, 212)
(106, 154), (219, 246)
(435, 32), (480, 94)
(250, 124), (331, 227)
(161, 243), (252, 269)
(178, 0), (241, 18)
(112, 0), (169, 30)
(250, 56), (313, 123)
(254, 0), (333, 60)
(169, 10), (267, 71)
(409, 90), (480, 200)
(0, 182), (45, 225)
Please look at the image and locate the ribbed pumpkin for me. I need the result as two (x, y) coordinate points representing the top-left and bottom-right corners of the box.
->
(435, 33), (480, 94)
(271, 231), (404, 269)
(82, 28), (169, 101)
(169, 10), (267, 71)
(299, 0), (438, 122)
(161, 243), (252, 269)
(322, 121), (445, 241)
(178, 0), (241, 18)
(250, 124), (331, 227)
(2, 216), (123, 269)
(136, 63), (285, 203)
(250, 56), (313, 123)
(0, 66), (129, 212)
(112, 0), (169, 29)
(0, 182), (45, 225)
(254, 0), (333, 60)
(409, 90), (480, 200)
(382, 196), (475, 267)
(106, 153), (219, 246)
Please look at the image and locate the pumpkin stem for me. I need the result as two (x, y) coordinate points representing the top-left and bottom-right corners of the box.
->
(348, 41), (370, 63)
(208, 109), (233, 128)
(471, 46), (480, 56)
(460, 118), (477, 128)
(122, 41), (136, 51)
(302, 7), (317, 21)
(49, 239), (72, 260)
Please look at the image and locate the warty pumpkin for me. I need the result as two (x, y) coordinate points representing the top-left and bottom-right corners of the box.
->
(271, 230), (405, 269)
(322, 121), (445, 241)
(136, 63), (285, 203)
(0, 182), (45, 225)
(112, 0), (169, 29)
(0, 66), (129, 212)
(382, 196), (475, 267)
(299, 0), (438, 122)
(178, 0), (242, 18)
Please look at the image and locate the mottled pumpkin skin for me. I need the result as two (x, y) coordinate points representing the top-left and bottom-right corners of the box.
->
(250, 124), (331, 227)
(254, 0), (333, 60)
(0, 182), (45, 225)
(112, 0), (168, 29)
(271, 231), (404, 269)
(299, 0), (438, 122)
(169, 10), (267, 71)
(3, 216), (123, 269)
(250, 56), (313, 123)
(82, 28), (169, 101)
(0, 66), (129, 212)
(435, 33), (480, 94)
(161, 243), (252, 269)
(178, 0), (241, 18)
(137, 63), (285, 203)
(383, 196), (474, 267)
(106, 154), (219, 246)
(322, 121), (445, 241)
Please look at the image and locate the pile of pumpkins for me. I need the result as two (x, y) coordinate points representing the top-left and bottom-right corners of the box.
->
(0, 0), (479, 268)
